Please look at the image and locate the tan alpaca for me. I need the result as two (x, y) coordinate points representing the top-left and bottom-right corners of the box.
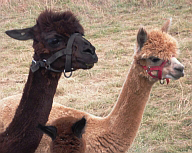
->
(0, 19), (184, 153)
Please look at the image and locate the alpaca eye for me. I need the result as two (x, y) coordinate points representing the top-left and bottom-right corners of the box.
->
(150, 57), (160, 63)
(60, 137), (65, 141)
(47, 38), (60, 48)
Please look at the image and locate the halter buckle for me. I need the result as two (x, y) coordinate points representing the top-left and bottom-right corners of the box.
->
(146, 66), (150, 72)
(43, 59), (50, 69)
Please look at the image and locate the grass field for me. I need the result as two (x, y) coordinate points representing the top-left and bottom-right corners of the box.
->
(0, 0), (191, 152)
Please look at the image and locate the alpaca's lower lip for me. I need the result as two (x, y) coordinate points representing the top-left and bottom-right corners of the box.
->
(75, 59), (95, 69)
(77, 59), (95, 66)
(86, 63), (94, 67)
(165, 73), (181, 80)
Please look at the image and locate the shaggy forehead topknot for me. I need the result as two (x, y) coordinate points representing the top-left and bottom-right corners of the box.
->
(36, 10), (84, 36)
(137, 29), (179, 60)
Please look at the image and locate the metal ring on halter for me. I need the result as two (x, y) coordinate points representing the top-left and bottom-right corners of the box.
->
(160, 79), (165, 84)
(64, 69), (72, 78)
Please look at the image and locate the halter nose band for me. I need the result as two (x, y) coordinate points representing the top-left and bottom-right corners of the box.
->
(141, 60), (170, 84)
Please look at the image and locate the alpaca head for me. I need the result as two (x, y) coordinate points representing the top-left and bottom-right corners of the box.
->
(38, 117), (86, 153)
(134, 18), (184, 83)
(5, 10), (98, 77)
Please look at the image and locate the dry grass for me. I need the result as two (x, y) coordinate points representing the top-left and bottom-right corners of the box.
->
(0, 0), (191, 152)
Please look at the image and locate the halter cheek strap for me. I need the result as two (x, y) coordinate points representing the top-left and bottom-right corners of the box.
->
(142, 60), (170, 84)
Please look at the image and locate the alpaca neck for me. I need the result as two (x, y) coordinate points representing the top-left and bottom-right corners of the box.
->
(0, 68), (61, 153)
(106, 63), (154, 144)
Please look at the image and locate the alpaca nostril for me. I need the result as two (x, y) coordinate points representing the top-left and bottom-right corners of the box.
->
(83, 49), (92, 54)
(174, 66), (184, 73)
(83, 48), (95, 55)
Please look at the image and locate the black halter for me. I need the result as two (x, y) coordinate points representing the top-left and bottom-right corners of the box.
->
(30, 33), (81, 78)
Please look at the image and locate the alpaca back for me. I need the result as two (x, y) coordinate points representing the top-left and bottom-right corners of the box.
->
(0, 94), (21, 132)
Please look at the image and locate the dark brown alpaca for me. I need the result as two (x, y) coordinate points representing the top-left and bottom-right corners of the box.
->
(0, 10), (97, 153)
(39, 117), (86, 153)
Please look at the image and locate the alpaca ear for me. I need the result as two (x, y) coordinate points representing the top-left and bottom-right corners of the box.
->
(137, 27), (148, 51)
(38, 124), (57, 141)
(161, 18), (172, 33)
(72, 117), (86, 138)
(5, 27), (34, 40)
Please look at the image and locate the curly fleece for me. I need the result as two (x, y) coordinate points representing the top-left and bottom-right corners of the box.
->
(136, 29), (179, 60)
